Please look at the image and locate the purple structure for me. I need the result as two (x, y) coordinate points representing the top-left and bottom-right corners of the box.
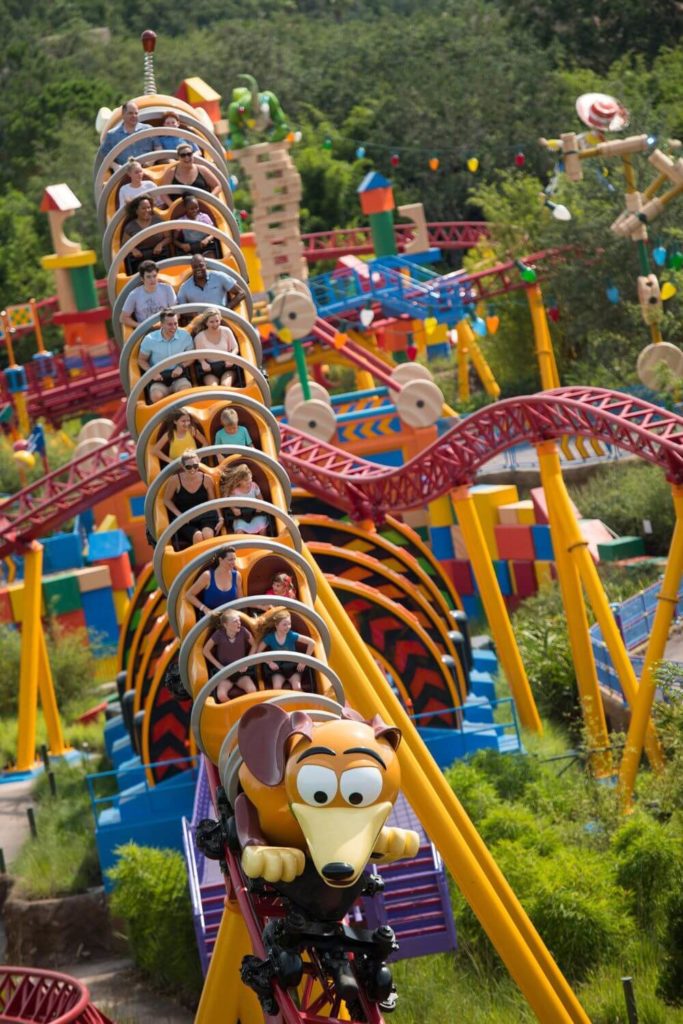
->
(183, 759), (457, 975)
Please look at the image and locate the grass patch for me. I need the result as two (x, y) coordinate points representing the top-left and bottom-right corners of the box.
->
(10, 760), (104, 898)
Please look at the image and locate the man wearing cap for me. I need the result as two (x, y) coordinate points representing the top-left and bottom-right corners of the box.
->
(138, 309), (194, 403)
(177, 254), (244, 310)
(99, 101), (152, 166)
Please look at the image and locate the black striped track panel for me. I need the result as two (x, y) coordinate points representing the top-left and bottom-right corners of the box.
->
(142, 643), (192, 785)
(329, 577), (461, 726)
(118, 562), (156, 671)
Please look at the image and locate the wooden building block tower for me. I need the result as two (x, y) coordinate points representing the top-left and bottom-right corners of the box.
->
(237, 142), (307, 291)
(40, 184), (109, 347)
(358, 171), (398, 258)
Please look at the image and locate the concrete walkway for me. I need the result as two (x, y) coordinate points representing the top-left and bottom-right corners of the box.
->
(0, 776), (33, 870)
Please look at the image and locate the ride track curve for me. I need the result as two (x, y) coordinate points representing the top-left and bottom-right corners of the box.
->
(0, 239), (573, 427)
(1, 385), (681, 558)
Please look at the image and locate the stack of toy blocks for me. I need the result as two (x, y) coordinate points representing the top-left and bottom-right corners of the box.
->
(86, 529), (134, 648)
(0, 531), (120, 644)
(435, 484), (560, 619)
(237, 141), (306, 289)
(411, 318), (450, 361)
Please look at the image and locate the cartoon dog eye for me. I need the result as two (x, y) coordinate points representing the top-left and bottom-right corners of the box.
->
(297, 765), (338, 806)
(340, 767), (383, 807)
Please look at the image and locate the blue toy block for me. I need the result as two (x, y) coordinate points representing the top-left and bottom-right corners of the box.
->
(43, 533), (84, 573)
(95, 771), (197, 890)
(531, 524), (554, 560)
(469, 669), (497, 702)
(429, 525), (455, 560)
(87, 529), (131, 561)
(492, 560), (512, 596)
(472, 648), (498, 674)
(461, 594), (483, 621)
(111, 734), (134, 769)
(104, 715), (127, 759)
(418, 727), (467, 768)
(81, 586), (119, 646)
(462, 694), (495, 724)
(425, 341), (451, 360)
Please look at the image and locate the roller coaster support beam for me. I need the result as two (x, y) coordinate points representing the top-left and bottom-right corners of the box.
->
(195, 902), (261, 1024)
(15, 543), (67, 772)
(536, 443), (612, 777)
(537, 442), (664, 772)
(455, 319), (500, 400)
(309, 555), (590, 1024)
(450, 486), (542, 733)
(619, 483), (683, 807)
(526, 285), (560, 390)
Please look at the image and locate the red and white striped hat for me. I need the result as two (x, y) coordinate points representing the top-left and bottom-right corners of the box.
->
(576, 92), (629, 132)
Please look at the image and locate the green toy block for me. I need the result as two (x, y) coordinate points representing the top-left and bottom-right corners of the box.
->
(42, 573), (83, 616)
(596, 537), (646, 562)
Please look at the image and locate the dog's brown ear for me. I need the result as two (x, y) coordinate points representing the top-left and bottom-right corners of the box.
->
(341, 706), (364, 723)
(238, 704), (313, 785)
(369, 714), (401, 751)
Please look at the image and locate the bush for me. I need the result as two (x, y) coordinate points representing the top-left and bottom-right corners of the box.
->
(569, 462), (674, 557)
(479, 805), (558, 855)
(466, 749), (540, 802)
(526, 847), (633, 984)
(512, 586), (580, 728)
(612, 814), (683, 930)
(108, 844), (203, 1005)
(658, 887), (683, 1005)
(444, 761), (501, 823)
(0, 621), (99, 718)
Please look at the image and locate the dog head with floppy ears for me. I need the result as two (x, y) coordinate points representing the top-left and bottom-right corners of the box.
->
(237, 702), (404, 887)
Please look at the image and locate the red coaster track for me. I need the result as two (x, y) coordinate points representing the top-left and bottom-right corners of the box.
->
(0, 966), (113, 1023)
(1, 387), (680, 558)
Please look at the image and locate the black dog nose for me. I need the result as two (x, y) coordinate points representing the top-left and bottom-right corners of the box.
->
(322, 862), (355, 881)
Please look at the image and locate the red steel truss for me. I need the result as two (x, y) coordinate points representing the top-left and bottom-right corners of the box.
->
(301, 222), (490, 261)
(1, 388), (681, 557)
(0, 967), (114, 1023)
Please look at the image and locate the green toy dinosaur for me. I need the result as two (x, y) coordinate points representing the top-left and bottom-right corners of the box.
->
(227, 74), (290, 149)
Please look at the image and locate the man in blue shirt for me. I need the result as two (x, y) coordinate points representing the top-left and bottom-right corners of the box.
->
(138, 309), (194, 402)
(99, 101), (153, 166)
(177, 254), (243, 309)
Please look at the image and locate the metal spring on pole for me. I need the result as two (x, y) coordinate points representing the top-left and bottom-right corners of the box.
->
(143, 53), (156, 95)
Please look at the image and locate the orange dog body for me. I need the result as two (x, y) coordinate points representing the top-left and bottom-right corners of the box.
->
(235, 703), (419, 888)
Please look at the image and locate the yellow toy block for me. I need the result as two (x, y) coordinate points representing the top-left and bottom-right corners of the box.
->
(7, 582), (46, 621)
(77, 565), (112, 593)
(453, 484), (519, 559)
(112, 589), (131, 626)
(498, 501), (536, 526)
(428, 494), (455, 528)
(534, 561), (554, 588)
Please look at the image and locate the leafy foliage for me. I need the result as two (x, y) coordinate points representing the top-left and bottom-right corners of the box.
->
(0, 621), (99, 720)
(108, 844), (203, 1004)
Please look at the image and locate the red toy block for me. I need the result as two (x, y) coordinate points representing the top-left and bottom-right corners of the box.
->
(94, 553), (134, 590)
(56, 608), (87, 633)
(511, 560), (538, 597)
(441, 559), (475, 596)
(493, 525), (536, 561)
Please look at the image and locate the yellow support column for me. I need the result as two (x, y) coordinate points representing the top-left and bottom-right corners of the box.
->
(309, 559), (589, 1024)
(526, 285), (560, 390)
(537, 443), (613, 777)
(455, 319), (470, 402)
(451, 485), (542, 733)
(15, 543), (44, 771)
(355, 369), (375, 391)
(458, 319), (501, 399)
(619, 483), (683, 806)
(37, 625), (68, 757)
(195, 904), (262, 1024)
(538, 442), (663, 771)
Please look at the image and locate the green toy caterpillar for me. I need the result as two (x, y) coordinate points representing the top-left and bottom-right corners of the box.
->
(227, 74), (290, 149)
